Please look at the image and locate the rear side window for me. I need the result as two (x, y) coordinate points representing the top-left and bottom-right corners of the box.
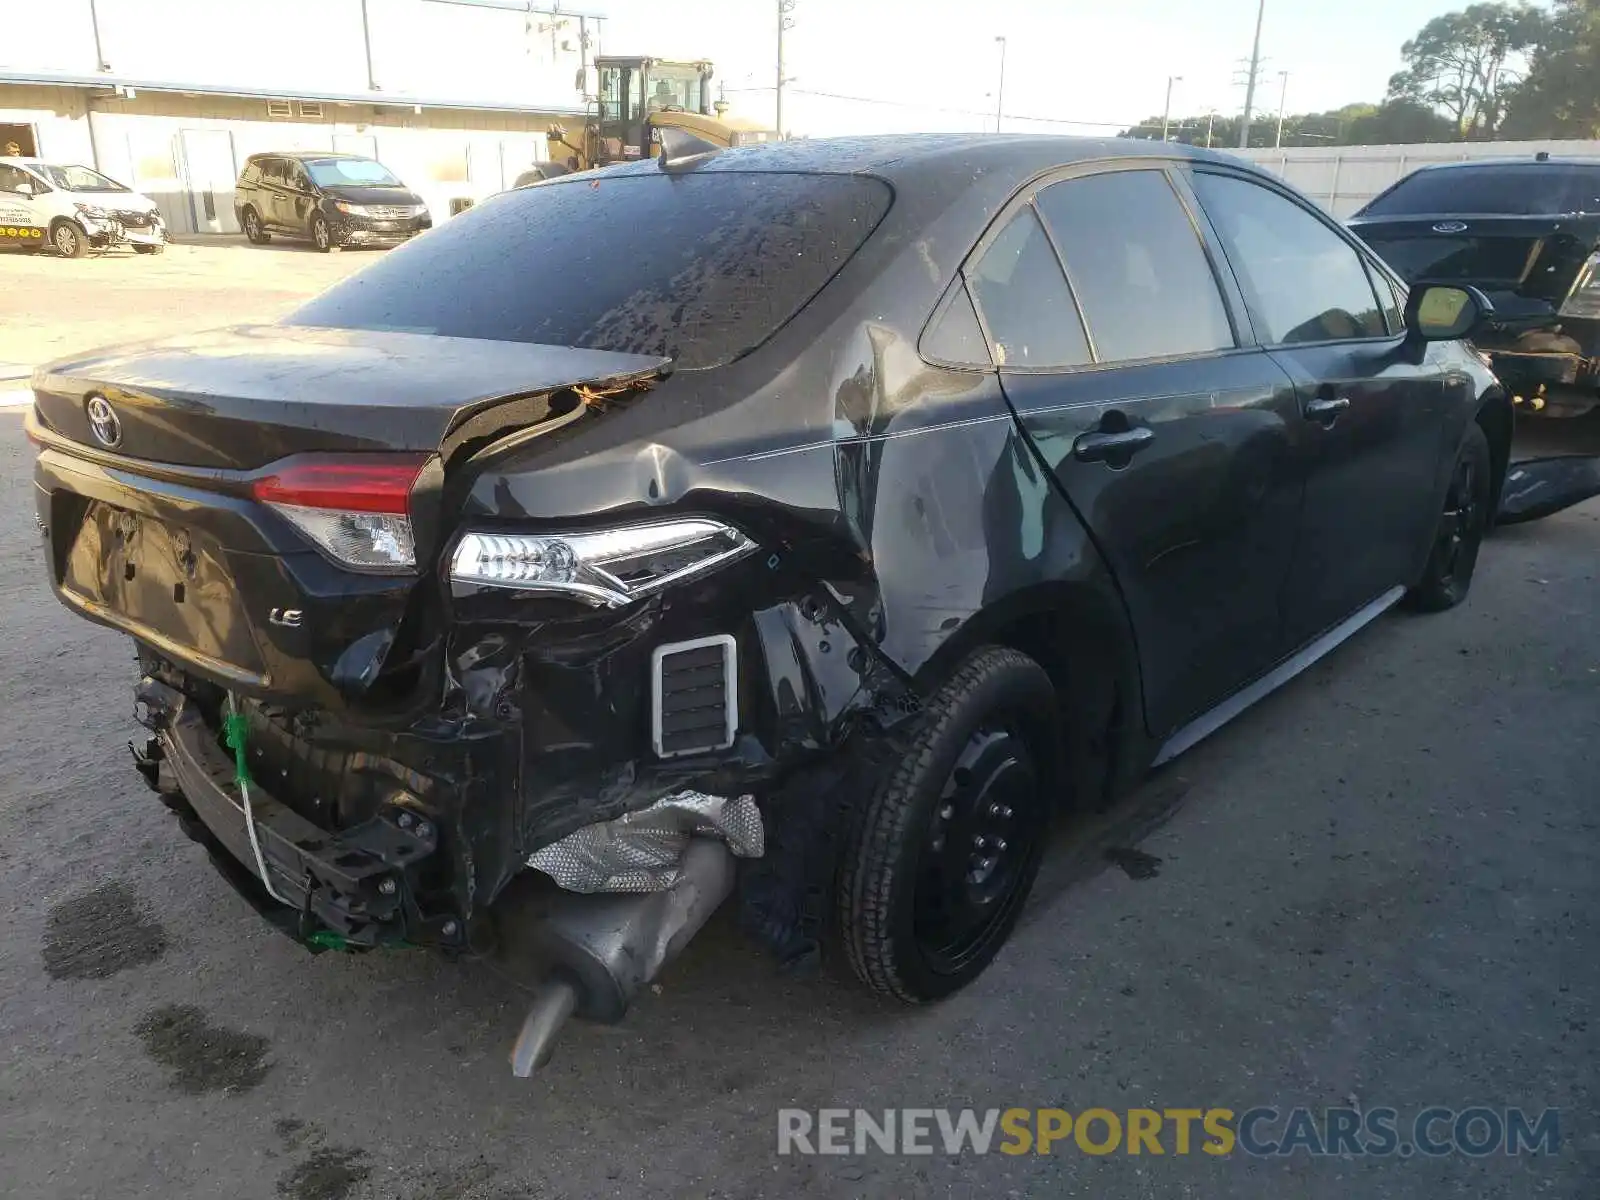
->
(965, 206), (1090, 369)
(1035, 170), (1234, 363)
(1359, 165), (1600, 217)
(290, 171), (891, 370)
(1193, 172), (1387, 345)
(922, 281), (991, 366)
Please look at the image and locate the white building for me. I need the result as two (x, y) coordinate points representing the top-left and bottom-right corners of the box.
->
(0, 0), (606, 234)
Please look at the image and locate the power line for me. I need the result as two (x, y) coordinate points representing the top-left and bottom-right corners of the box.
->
(722, 84), (1141, 129)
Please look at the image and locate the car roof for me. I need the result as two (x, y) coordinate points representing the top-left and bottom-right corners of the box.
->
(247, 151), (375, 162)
(592, 133), (1252, 193)
(1405, 156), (1600, 173)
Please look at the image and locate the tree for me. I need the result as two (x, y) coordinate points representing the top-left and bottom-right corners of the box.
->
(1343, 100), (1461, 144)
(1503, 0), (1600, 137)
(1116, 101), (1455, 148)
(1386, 2), (1549, 137)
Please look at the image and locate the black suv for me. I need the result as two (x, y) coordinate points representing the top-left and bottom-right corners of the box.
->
(234, 151), (431, 252)
(29, 136), (1507, 1073)
(1351, 155), (1600, 418)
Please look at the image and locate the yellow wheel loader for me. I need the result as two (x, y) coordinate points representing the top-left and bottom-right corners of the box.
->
(546, 57), (778, 173)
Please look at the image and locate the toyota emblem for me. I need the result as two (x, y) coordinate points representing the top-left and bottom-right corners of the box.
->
(1432, 221), (1469, 233)
(86, 394), (122, 449)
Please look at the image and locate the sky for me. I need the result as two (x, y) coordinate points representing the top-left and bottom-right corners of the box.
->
(590, 0), (1500, 137)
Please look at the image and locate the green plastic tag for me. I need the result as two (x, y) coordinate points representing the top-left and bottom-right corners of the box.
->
(221, 711), (252, 786)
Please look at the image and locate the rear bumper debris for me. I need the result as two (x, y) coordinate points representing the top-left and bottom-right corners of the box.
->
(133, 676), (454, 950)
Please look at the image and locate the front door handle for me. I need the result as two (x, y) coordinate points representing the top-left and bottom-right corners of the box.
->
(1305, 395), (1351, 424)
(1072, 425), (1156, 463)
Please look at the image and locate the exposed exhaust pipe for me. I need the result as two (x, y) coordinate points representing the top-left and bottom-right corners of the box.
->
(497, 838), (737, 1076)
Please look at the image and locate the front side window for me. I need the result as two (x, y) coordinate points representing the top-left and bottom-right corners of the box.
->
(1193, 172), (1387, 345)
(1035, 169), (1234, 363)
(0, 163), (33, 192)
(965, 206), (1091, 369)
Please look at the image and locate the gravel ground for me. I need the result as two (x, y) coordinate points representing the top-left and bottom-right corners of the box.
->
(1, 244), (1597, 1198)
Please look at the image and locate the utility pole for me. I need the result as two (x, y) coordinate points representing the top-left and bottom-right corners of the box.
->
(777, 0), (796, 139)
(994, 37), (1007, 133)
(1274, 70), (1289, 148)
(1161, 75), (1182, 141)
(1238, 0), (1266, 149)
(1205, 108), (1216, 148)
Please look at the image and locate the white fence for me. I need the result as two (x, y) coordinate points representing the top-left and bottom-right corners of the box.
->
(1234, 140), (1600, 218)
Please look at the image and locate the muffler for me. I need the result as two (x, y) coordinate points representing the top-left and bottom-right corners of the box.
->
(496, 838), (737, 1076)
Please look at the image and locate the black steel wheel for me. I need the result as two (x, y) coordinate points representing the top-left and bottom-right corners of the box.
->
(837, 646), (1059, 1003)
(1407, 422), (1492, 612)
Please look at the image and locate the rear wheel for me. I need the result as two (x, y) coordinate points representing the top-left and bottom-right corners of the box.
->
(241, 206), (269, 245)
(837, 646), (1058, 1003)
(310, 213), (333, 253)
(50, 219), (88, 258)
(1407, 422), (1492, 612)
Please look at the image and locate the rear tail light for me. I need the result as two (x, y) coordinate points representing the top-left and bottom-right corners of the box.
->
(1558, 250), (1600, 319)
(450, 519), (755, 606)
(252, 455), (429, 572)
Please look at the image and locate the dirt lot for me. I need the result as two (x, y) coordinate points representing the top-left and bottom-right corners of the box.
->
(1, 243), (1597, 1199)
(0, 237), (370, 369)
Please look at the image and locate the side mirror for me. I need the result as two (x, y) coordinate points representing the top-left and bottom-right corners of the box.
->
(1405, 283), (1494, 342)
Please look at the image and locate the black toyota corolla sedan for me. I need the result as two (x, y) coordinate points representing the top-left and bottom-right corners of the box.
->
(27, 134), (1508, 1072)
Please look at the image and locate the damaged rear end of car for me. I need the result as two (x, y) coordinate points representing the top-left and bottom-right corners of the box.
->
(29, 161), (914, 1071)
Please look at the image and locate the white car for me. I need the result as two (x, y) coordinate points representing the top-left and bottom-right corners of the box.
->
(0, 157), (167, 258)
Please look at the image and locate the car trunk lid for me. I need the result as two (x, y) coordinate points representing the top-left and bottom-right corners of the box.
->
(30, 324), (669, 470)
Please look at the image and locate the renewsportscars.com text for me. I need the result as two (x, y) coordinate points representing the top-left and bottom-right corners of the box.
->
(776, 1106), (1560, 1158)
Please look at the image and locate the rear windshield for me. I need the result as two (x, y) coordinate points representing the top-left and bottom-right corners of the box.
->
(1359, 165), (1600, 217)
(289, 171), (891, 370)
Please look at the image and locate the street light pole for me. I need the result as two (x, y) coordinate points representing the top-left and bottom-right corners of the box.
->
(1274, 70), (1289, 149)
(1205, 108), (1216, 148)
(1238, 0), (1266, 149)
(1161, 75), (1182, 141)
(994, 37), (1007, 134)
(777, 0), (796, 139)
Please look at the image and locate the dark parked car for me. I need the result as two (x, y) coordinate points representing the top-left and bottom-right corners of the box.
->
(29, 135), (1509, 1073)
(234, 151), (431, 252)
(1350, 154), (1600, 417)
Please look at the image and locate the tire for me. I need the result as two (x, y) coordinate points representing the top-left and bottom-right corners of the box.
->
(134, 243), (164, 255)
(310, 212), (333, 253)
(837, 646), (1059, 1003)
(50, 219), (88, 258)
(241, 206), (270, 244)
(1406, 422), (1492, 613)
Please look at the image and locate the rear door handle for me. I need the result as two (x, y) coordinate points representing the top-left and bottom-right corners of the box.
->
(1305, 396), (1351, 424)
(1072, 426), (1156, 463)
